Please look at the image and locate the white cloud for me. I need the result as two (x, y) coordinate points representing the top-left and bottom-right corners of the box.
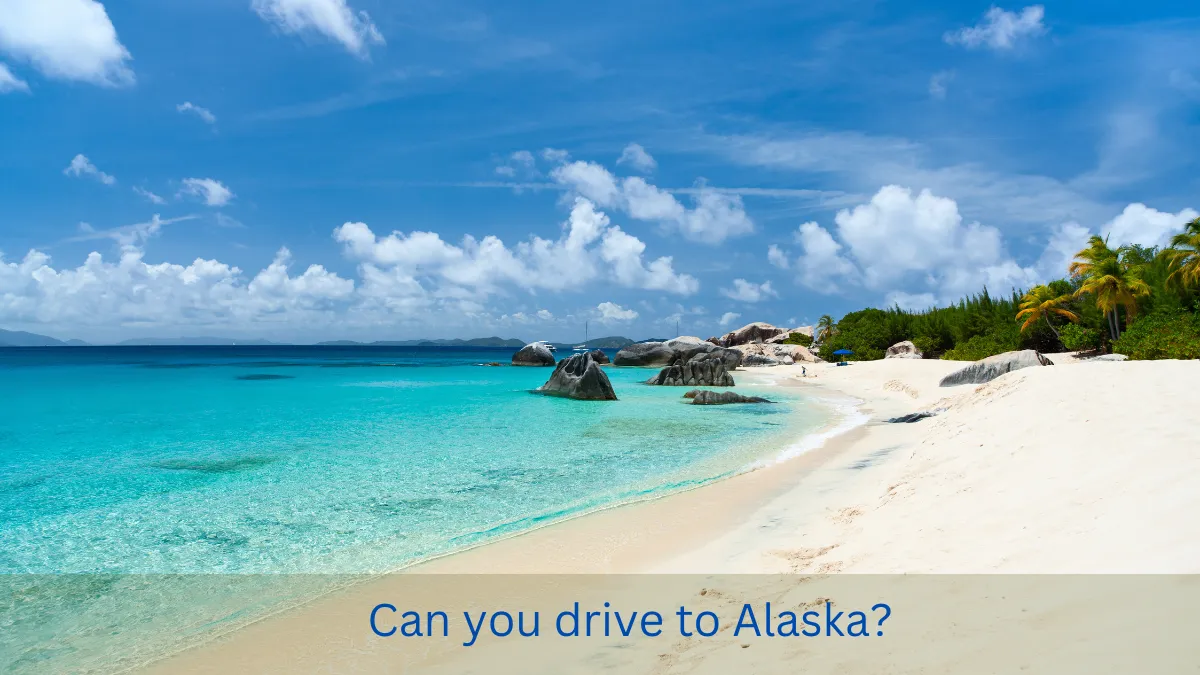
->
(334, 197), (698, 298)
(793, 220), (857, 293)
(719, 279), (777, 303)
(252, 0), (384, 58)
(550, 160), (753, 244)
(541, 148), (569, 163)
(929, 70), (953, 99)
(718, 311), (741, 327)
(0, 0), (134, 86)
(536, 309), (553, 320)
(133, 186), (165, 204)
(596, 301), (638, 323)
(63, 154), (115, 185)
(616, 143), (657, 173)
(179, 178), (234, 207)
(0, 244), (353, 332)
(511, 150), (536, 168)
(1101, 203), (1200, 249)
(767, 244), (790, 269)
(945, 5), (1046, 51)
(884, 291), (937, 311)
(494, 165), (516, 177)
(0, 62), (29, 93)
(176, 102), (216, 125)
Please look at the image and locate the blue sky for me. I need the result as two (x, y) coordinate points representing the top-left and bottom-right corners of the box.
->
(1, 0), (1198, 343)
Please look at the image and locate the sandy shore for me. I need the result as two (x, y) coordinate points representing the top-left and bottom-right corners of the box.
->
(139, 355), (1200, 673)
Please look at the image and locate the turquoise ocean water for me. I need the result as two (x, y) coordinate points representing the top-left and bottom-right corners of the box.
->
(0, 346), (830, 671)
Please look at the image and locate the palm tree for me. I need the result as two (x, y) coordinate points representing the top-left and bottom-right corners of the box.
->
(1165, 216), (1200, 288)
(1070, 237), (1151, 341)
(815, 314), (835, 343)
(1016, 285), (1079, 341)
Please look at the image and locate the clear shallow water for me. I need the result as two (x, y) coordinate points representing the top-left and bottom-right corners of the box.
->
(0, 346), (829, 575)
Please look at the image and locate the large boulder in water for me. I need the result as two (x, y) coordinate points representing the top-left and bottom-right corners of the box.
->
(646, 352), (735, 386)
(708, 322), (787, 347)
(512, 342), (555, 367)
(535, 352), (617, 400)
(885, 340), (923, 359)
(687, 390), (771, 405)
(614, 337), (741, 369)
(587, 349), (610, 365)
(939, 350), (1053, 387)
(613, 341), (675, 366)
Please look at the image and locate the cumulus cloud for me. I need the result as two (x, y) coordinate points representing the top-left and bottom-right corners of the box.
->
(0, 63), (29, 93)
(334, 197), (698, 298)
(616, 143), (657, 173)
(1101, 203), (1200, 249)
(133, 186), (165, 204)
(0, 243), (353, 333)
(767, 244), (790, 269)
(719, 279), (777, 303)
(176, 102), (216, 124)
(945, 5), (1046, 50)
(0, 0), (134, 86)
(596, 301), (638, 323)
(252, 0), (384, 58)
(63, 154), (115, 185)
(780, 185), (1198, 305)
(718, 311), (741, 327)
(179, 178), (234, 207)
(536, 309), (553, 320)
(550, 160), (753, 244)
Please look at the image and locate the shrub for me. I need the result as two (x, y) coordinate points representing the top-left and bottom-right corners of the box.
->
(940, 332), (1019, 361)
(781, 332), (813, 347)
(1058, 324), (1102, 352)
(1112, 310), (1200, 360)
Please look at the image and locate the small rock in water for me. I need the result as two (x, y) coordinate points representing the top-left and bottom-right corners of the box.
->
(885, 411), (936, 423)
(482, 362), (502, 367)
(689, 390), (771, 405)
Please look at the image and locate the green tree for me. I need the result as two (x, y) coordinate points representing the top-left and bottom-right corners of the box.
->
(815, 314), (835, 343)
(1016, 285), (1079, 342)
(1165, 216), (1200, 289)
(1069, 236), (1151, 341)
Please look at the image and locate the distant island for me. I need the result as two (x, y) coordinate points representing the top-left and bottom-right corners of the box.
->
(0, 329), (637, 350)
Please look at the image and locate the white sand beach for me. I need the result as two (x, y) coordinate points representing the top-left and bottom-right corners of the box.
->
(140, 356), (1200, 673)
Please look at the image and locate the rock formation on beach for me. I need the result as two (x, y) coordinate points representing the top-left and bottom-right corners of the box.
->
(614, 336), (741, 369)
(646, 352), (735, 386)
(685, 389), (771, 405)
(733, 342), (818, 366)
(885, 341), (923, 359)
(511, 342), (556, 366)
(587, 349), (610, 365)
(939, 350), (1053, 387)
(708, 322), (787, 347)
(535, 352), (617, 400)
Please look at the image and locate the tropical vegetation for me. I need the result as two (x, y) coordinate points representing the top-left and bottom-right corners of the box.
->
(816, 217), (1200, 362)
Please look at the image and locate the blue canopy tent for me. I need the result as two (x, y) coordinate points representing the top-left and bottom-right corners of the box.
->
(833, 348), (853, 366)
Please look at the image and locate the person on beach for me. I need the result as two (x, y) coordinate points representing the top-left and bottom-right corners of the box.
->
(802, 366), (807, 377)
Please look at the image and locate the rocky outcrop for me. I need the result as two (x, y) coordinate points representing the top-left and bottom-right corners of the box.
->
(708, 322), (787, 347)
(511, 342), (555, 366)
(686, 390), (771, 405)
(587, 349), (610, 365)
(646, 352), (735, 386)
(535, 352), (617, 400)
(733, 342), (818, 366)
(614, 337), (740, 369)
(886, 411), (936, 423)
(885, 340), (923, 359)
(1085, 354), (1128, 362)
(938, 350), (1053, 387)
(764, 325), (814, 344)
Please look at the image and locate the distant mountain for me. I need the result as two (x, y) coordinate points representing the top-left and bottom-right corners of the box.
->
(548, 336), (635, 350)
(314, 337), (527, 348)
(0, 329), (69, 347)
(65, 339), (90, 346)
(116, 337), (280, 346)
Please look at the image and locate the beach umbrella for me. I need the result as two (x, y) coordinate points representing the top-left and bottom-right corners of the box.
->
(832, 349), (853, 355)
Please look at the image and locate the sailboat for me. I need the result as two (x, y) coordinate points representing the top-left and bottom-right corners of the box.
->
(573, 322), (589, 351)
